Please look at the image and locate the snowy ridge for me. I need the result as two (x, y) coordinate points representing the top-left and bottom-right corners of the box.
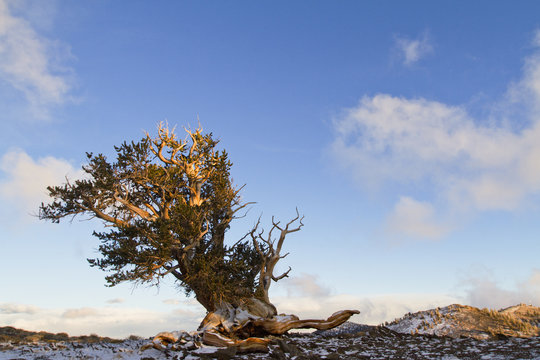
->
(387, 304), (461, 337)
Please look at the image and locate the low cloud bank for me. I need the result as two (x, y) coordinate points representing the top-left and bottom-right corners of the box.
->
(2, 270), (537, 338)
(273, 293), (460, 325)
(0, 304), (204, 338)
(3, 282), (536, 339)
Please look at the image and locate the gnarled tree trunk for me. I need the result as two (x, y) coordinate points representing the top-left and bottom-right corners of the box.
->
(196, 298), (359, 352)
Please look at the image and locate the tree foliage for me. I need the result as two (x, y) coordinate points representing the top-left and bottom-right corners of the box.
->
(40, 123), (270, 311)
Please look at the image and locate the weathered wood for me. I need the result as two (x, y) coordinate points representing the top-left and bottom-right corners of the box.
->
(149, 299), (360, 353)
(202, 330), (271, 352)
(194, 302), (360, 352)
(247, 210), (304, 305)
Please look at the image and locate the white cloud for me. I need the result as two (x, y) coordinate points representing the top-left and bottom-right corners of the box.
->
(460, 269), (540, 309)
(282, 273), (331, 297)
(395, 32), (433, 66)
(332, 94), (522, 187)
(0, 0), (73, 118)
(332, 30), (540, 238)
(386, 196), (451, 240)
(0, 149), (84, 218)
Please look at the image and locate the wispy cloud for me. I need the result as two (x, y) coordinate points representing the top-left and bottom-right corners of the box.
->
(386, 196), (451, 241)
(0, 150), (84, 219)
(0, 303), (40, 315)
(62, 308), (98, 319)
(0, 0), (74, 119)
(106, 298), (125, 304)
(394, 32), (433, 66)
(163, 299), (181, 305)
(331, 30), (540, 239)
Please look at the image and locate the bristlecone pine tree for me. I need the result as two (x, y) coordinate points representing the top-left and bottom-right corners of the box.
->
(39, 123), (358, 352)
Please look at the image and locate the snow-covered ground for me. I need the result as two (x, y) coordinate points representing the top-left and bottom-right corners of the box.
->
(1, 329), (539, 359)
(0, 338), (225, 360)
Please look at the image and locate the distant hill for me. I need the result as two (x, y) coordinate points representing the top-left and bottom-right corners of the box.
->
(386, 303), (540, 339)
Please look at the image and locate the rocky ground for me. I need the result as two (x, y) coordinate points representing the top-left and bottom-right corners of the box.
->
(1, 326), (539, 359)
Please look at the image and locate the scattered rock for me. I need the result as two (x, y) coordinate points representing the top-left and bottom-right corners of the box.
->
(323, 354), (340, 360)
(269, 346), (287, 360)
(211, 345), (238, 360)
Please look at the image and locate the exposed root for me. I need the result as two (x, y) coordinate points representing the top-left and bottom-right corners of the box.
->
(202, 330), (271, 352)
(252, 310), (361, 335)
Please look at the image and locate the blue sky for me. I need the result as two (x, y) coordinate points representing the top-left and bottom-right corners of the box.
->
(1, 0), (539, 338)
